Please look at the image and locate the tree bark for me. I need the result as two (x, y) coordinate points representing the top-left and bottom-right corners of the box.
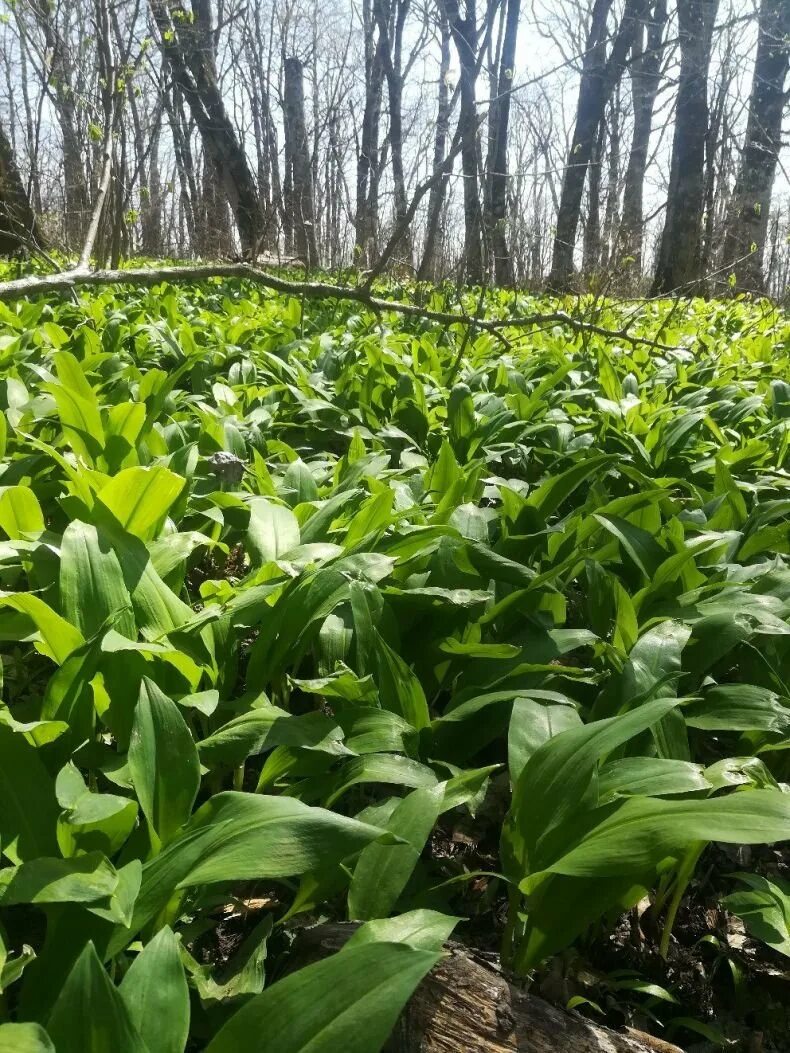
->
(28, 0), (90, 250)
(356, 0), (386, 265)
(417, 12), (452, 281)
(651, 0), (719, 296)
(149, 0), (261, 257)
(283, 56), (319, 268)
(619, 0), (668, 272)
(374, 0), (412, 263)
(485, 0), (521, 285)
(720, 0), (790, 293)
(583, 121), (604, 276)
(287, 925), (683, 1053)
(548, 0), (645, 291)
(444, 0), (484, 284)
(0, 117), (42, 253)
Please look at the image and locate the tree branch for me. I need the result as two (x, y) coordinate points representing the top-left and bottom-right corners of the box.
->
(0, 262), (681, 352)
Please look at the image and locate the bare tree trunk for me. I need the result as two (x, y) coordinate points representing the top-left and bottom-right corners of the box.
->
(548, 0), (645, 291)
(375, 0), (412, 263)
(485, 0), (521, 285)
(0, 117), (42, 253)
(583, 121), (604, 276)
(418, 11), (452, 281)
(721, 0), (790, 293)
(444, 0), (484, 284)
(601, 91), (621, 270)
(28, 0), (90, 250)
(699, 45), (732, 280)
(356, 0), (386, 264)
(619, 0), (668, 272)
(283, 56), (319, 268)
(150, 0), (261, 257)
(651, 0), (719, 296)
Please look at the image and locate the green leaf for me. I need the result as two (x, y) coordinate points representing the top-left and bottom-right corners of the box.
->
(128, 678), (201, 847)
(345, 910), (459, 952)
(536, 790), (790, 882)
(0, 486), (45, 539)
(112, 792), (392, 949)
(205, 942), (438, 1053)
(349, 786), (443, 920)
(512, 697), (682, 860)
(0, 1023), (55, 1053)
(246, 498), (300, 565)
(374, 631), (430, 730)
(59, 521), (135, 639)
(119, 926), (189, 1053)
(722, 873), (790, 957)
(0, 724), (59, 862)
(47, 943), (147, 1053)
(198, 705), (348, 769)
(97, 466), (185, 541)
(56, 762), (138, 858)
(0, 852), (118, 905)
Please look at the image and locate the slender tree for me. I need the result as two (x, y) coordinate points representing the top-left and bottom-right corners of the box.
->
(484, 0), (520, 285)
(652, 0), (720, 296)
(548, 0), (646, 291)
(619, 0), (668, 272)
(149, 0), (262, 256)
(443, 0), (484, 284)
(283, 56), (319, 268)
(0, 118), (42, 253)
(721, 0), (790, 293)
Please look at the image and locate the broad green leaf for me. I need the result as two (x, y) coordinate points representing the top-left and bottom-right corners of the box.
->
(0, 852), (118, 905)
(246, 498), (300, 566)
(59, 521), (135, 639)
(0, 486), (45, 539)
(535, 790), (790, 882)
(205, 942), (438, 1053)
(0, 724), (59, 862)
(97, 466), (185, 541)
(47, 943), (146, 1053)
(374, 631), (430, 730)
(349, 786), (443, 920)
(128, 678), (201, 847)
(0, 1023), (55, 1053)
(345, 910), (459, 952)
(111, 792), (392, 949)
(119, 926), (189, 1053)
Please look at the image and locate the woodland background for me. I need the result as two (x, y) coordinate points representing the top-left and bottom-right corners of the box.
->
(0, 0), (788, 298)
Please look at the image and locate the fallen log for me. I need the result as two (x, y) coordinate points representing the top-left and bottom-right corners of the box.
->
(289, 925), (685, 1053)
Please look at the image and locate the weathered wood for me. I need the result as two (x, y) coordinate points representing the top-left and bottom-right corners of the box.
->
(289, 925), (684, 1053)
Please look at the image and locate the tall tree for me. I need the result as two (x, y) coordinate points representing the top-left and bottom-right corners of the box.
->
(443, 0), (484, 284)
(283, 56), (319, 268)
(619, 0), (668, 273)
(27, 0), (90, 249)
(355, 0), (386, 265)
(0, 118), (42, 253)
(548, 0), (645, 291)
(651, 0), (719, 296)
(484, 0), (520, 285)
(149, 0), (262, 257)
(721, 0), (790, 293)
(418, 9), (453, 281)
(374, 0), (412, 261)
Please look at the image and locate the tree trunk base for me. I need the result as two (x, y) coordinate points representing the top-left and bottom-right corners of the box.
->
(289, 925), (684, 1053)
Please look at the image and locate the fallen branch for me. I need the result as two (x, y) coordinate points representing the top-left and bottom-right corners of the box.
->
(288, 924), (685, 1053)
(0, 262), (679, 353)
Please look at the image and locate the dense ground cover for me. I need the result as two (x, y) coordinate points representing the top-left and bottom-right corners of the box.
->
(0, 275), (789, 1051)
